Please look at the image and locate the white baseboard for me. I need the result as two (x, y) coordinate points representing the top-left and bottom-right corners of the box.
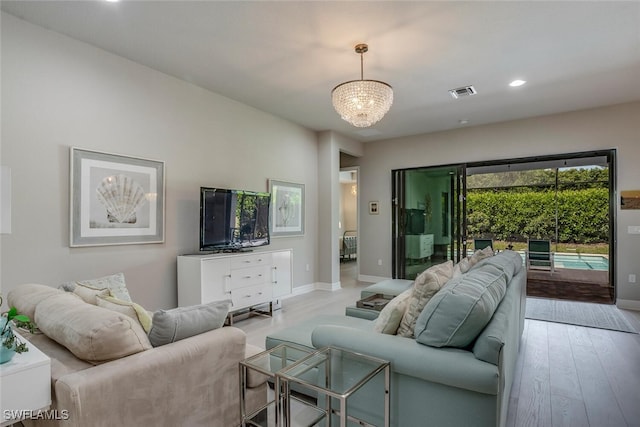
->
(358, 274), (390, 283)
(617, 299), (640, 311)
(290, 282), (342, 295)
(291, 283), (316, 296)
(315, 281), (342, 292)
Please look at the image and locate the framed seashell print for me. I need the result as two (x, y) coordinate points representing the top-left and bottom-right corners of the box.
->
(70, 147), (165, 247)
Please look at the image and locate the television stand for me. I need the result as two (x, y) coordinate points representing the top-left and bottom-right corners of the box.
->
(225, 301), (272, 325)
(177, 249), (293, 324)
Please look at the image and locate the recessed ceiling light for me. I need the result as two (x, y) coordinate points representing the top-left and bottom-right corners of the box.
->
(509, 79), (527, 87)
(104, 0), (120, 3)
(459, 119), (470, 125)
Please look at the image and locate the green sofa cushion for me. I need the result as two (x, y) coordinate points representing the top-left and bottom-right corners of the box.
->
(470, 249), (523, 282)
(415, 263), (507, 348)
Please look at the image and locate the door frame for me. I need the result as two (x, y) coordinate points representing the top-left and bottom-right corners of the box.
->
(391, 149), (616, 301)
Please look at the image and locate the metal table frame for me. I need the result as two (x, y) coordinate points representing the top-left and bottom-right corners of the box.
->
(276, 346), (390, 427)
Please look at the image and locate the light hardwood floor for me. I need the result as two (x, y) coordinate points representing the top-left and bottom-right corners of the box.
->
(235, 262), (640, 427)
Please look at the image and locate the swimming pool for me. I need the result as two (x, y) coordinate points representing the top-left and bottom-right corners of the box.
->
(463, 250), (610, 271)
(515, 252), (609, 271)
(553, 253), (609, 271)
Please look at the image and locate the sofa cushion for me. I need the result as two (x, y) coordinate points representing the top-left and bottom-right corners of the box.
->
(7, 283), (64, 320)
(34, 292), (151, 364)
(96, 295), (153, 333)
(374, 288), (413, 334)
(470, 249), (523, 282)
(360, 279), (414, 299)
(148, 299), (232, 347)
(60, 272), (132, 302)
(397, 261), (453, 338)
(415, 262), (507, 348)
(267, 314), (374, 350)
(72, 283), (110, 305)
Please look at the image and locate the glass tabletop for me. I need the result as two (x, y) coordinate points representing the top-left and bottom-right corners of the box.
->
(241, 343), (315, 376)
(278, 346), (389, 396)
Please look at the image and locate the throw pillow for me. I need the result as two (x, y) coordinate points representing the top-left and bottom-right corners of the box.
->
(34, 292), (151, 364)
(456, 245), (495, 275)
(148, 299), (232, 347)
(96, 295), (153, 333)
(414, 262), (507, 348)
(72, 283), (110, 305)
(60, 272), (132, 302)
(396, 261), (453, 338)
(373, 288), (413, 334)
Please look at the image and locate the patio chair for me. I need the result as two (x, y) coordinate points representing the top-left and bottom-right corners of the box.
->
(473, 238), (493, 251)
(526, 239), (555, 273)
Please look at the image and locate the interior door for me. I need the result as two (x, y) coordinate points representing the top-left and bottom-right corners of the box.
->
(393, 166), (465, 279)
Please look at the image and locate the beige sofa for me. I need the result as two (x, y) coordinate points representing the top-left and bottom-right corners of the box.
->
(7, 284), (266, 427)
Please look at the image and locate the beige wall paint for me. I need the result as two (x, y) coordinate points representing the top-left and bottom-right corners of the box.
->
(0, 14), (319, 310)
(357, 102), (640, 304)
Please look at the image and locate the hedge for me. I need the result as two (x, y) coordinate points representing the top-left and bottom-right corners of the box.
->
(466, 188), (609, 243)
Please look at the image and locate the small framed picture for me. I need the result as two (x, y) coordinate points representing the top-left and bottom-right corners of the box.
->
(369, 201), (379, 215)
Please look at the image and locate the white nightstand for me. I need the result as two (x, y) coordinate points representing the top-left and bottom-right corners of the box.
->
(1, 331), (51, 426)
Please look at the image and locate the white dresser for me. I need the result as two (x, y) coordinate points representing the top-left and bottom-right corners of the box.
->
(1, 331), (51, 426)
(406, 234), (434, 260)
(177, 249), (292, 320)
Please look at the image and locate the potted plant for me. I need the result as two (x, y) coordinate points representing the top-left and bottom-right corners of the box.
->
(0, 294), (33, 364)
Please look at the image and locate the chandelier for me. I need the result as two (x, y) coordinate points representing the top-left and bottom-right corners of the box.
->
(331, 44), (393, 128)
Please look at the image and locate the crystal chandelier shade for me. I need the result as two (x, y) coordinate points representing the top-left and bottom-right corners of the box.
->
(331, 44), (393, 128)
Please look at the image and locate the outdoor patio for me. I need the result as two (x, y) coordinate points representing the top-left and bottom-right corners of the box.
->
(526, 267), (613, 304)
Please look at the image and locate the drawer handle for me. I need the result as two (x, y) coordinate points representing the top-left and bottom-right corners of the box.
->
(244, 295), (251, 298)
(244, 275), (252, 279)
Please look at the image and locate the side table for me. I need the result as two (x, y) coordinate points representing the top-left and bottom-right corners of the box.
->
(1, 331), (51, 426)
(239, 343), (314, 427)
(277, 346), (390, 427)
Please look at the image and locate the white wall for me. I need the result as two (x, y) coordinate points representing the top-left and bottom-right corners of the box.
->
(357, 101), (640, 305)
(340, 183), (357, 233)
(0, 14), (319, 310)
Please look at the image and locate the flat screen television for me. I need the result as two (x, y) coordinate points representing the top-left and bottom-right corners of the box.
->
(199, 187), (271, 252)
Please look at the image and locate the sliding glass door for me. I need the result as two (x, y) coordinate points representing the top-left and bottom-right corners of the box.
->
(392, 166), (466, 279)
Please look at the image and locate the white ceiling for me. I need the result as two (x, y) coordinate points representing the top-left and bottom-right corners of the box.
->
(2, 1), (639, 142)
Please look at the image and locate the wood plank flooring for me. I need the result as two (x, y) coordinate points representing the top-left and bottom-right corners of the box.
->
(235, 262), (640, 427)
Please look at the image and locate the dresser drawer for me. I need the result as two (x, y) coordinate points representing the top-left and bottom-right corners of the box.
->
(230, 253), (272, 270)
(231, 284), (273, 310)
(229, 265), (270, 290)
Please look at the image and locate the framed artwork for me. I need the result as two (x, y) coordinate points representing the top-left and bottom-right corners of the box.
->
(621, 190), (640, 209)
(70, 147), (165, 247)
(269, 179), (304, 237)
(369, 201), (379, 215)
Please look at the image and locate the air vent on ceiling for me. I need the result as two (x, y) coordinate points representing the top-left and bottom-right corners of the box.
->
(449, 85), (477, 99)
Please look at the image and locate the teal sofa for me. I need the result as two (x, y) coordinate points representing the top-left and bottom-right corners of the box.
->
(266, 251), (526, 427)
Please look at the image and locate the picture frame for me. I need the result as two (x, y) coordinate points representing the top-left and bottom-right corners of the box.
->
(621, 190), (640, 210)
(269, 179), (304, 237)
(70, 147), (165, 247)
(369, 201), (379, 215)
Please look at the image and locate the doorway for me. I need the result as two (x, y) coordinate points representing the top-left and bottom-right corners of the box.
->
(392, 165), (465, 279)
(339, 167), (358, 287)
(392, 150), (616, 303)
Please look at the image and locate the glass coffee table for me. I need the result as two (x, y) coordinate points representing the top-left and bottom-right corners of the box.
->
(277, 346), (390, 427)
(239, 343), (315, 427)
